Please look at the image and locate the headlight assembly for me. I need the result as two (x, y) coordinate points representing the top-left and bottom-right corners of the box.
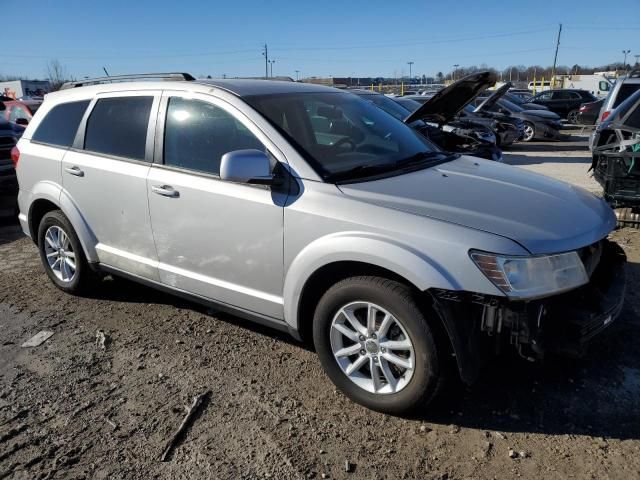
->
(470, 250), (589, 299)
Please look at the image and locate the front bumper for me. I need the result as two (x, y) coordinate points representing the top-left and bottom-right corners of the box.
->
(431, 239), (626, 383)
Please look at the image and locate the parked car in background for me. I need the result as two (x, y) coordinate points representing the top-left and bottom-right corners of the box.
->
(590, 89), (640, 208)
(597, 69), (640, 125)
(524, 89), (597, 121)
(397, 89), (522, 147)
(473, 85), (562, 142)
(351, 74), (503, 161)
(508, 89), (534, 101)
(576, 99), (604, 126)
(1, 99), (41, 125)
(503, 92), (548, 111)
(0, 103), (25, 217)
(14, 73), (626, 414)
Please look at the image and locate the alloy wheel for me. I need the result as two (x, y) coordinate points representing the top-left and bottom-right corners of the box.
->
(329, 301), (415, 394)
(523, 123), (535, 141)
(43, 225), (76, 283)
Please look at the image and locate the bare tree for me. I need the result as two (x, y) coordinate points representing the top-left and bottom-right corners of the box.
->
(46, 60), (71, 91)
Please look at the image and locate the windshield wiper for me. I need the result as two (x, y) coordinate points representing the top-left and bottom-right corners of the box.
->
(394, 150), (458, 168)
(326, 163), (398, 183)
(327, 151), (459, 183)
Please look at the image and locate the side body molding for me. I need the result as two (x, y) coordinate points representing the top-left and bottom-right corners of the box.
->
(283, 232), (460, 331)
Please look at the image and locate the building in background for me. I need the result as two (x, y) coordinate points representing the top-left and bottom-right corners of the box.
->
(0, 80), (51, 100)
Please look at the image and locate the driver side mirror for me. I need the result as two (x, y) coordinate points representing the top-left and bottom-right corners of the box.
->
(15, 118), (29, 126)
(220, 149), (274, 185)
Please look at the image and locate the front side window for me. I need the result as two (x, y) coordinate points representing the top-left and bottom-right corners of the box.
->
(31, 100), (90, 147)
(246, 92), (442, 181)
(163, 97), (266, 176)
(538, 92), (553, 101)
(84, 96), (153, 161)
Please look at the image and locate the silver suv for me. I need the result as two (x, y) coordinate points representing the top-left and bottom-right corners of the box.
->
(15, 73), (626, 414)
(597, 69), (640, 125)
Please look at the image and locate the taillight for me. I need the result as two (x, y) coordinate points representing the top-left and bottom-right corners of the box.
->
(579, 105), (586, 112)
(601, 110), (611, 122)
(10, 146), (20, 168)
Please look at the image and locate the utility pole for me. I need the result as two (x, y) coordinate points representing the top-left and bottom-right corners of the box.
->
(453, 64), (459, 81)
(407, 61), (414, 82)
(295, 70), (300, 81)
(551, 23), (562, 89)
(268, 59), (275, 78)
(622, 50), (631, 70)
(262, 44), (269, 79)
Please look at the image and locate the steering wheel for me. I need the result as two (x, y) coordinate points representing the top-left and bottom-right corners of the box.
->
(330, 137), (356, 152)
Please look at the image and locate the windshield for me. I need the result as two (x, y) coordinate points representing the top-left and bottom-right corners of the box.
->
(395, 97), (422, 112)
(246, 92), (446, 182)
(357, 93), (412, 121)
(498, 99), (524, 113)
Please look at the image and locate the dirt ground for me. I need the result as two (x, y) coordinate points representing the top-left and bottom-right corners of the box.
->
(1, 130), (639, 480)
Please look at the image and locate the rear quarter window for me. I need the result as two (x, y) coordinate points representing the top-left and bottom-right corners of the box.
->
(613, 83), (640, 108)
(84, 96), (153, 161)
(31, 100), (90, 147)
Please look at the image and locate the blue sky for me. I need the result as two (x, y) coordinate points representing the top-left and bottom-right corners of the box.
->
(2, 0), (639, 80)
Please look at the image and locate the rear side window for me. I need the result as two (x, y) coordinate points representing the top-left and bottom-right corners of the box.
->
(84, 96), (153, 161)
(32, 100), (90, 147)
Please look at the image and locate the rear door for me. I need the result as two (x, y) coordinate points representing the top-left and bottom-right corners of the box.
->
(146, 91), (286, 319)
(62, 91), (160, 280)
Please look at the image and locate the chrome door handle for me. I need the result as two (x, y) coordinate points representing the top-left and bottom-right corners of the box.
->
(151, 185), (180, 198)
(65, 166), (84, 177)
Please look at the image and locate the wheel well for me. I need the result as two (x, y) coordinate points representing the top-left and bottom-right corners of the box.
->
(28, 199), (59, 242)
(296, 261), (419, 345)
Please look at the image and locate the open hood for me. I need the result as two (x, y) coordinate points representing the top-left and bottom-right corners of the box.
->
(404, 71), (497, 125)
(473, 82), (511, 113)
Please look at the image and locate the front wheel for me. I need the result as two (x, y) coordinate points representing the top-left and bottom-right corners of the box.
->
(312, 276), (444, 414)
(522, 122), (535, 142)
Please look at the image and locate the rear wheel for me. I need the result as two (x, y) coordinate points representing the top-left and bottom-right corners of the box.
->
(313, 276), (444, 414)
(567, 110), (579, 124)
(37, 210), (95, 294)
(522, 122), (535, 142)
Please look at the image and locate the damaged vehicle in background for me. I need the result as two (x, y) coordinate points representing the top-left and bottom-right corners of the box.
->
(395, 90), (522, 148)
(473, 85), (563, 142)
(351, 76), (503, 161)
(591, 89), (640, 209)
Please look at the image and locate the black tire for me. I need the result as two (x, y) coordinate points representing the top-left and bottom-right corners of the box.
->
(37, 210), (95, 294)
(522, 121), (535, 142)
(312, 276), (444, 414)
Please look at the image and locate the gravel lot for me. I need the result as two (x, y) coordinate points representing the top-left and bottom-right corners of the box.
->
(1, 129), (639, 480)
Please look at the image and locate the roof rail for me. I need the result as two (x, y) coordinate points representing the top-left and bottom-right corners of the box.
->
(60, 72), (196, 90)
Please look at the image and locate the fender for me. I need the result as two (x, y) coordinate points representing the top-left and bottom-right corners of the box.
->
(28, 181), (99, 263)
(283, 231), (461, 331)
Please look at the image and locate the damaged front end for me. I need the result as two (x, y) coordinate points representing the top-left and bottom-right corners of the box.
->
(429, 239), (626, 384)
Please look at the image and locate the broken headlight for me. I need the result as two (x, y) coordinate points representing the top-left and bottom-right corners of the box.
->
(470, 250), (589, 299)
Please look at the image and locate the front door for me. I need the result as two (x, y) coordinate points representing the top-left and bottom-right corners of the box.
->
(147, 92), (286, 319)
